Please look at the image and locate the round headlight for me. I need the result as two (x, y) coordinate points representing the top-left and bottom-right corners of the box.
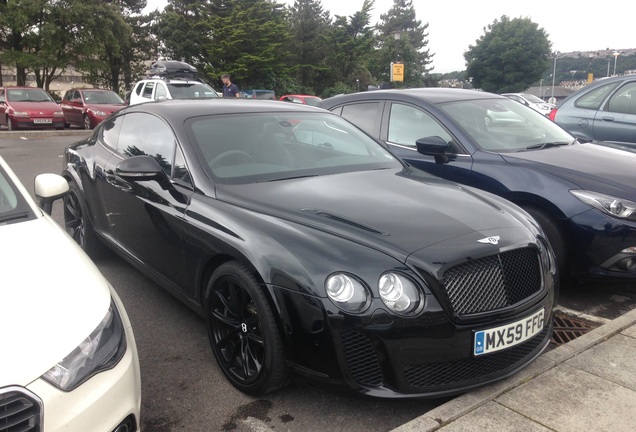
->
(537, 237), (556, 274)
(379, 273), (421, 314)
(325, 273), (370, 313)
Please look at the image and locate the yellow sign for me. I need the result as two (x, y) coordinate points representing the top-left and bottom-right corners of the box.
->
(391, 62), (404, 82)
(587, 72), (594, 84)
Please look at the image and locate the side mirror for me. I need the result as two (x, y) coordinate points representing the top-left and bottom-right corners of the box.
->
(116, 155), (171, 189)
(34, 173), (69, 215)
(416, 136), (451, 164)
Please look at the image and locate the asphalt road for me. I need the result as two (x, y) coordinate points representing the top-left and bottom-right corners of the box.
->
(2, 131), (635, 432)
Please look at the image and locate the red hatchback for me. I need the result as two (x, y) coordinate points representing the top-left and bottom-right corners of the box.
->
(0, 87), (65, 130)
(61, 88), (126, 129)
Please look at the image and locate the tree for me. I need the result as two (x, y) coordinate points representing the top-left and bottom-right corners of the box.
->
(203, 0), (291, 93)
(286, 0), (331, 94)
(372, 0), (432, 88)
(464, 16), (551, 93)
(323, 0), (376, 94)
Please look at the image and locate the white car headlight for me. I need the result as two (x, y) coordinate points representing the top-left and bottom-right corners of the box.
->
(11, 111), (29, 117)
(42, 300), (127, 391)
(325, 273), (370, 313)
(53, 111), (65, 117)
(90, 109), (108, 117)
(571, 190), (636, 221)
(378, 273), (422, 315)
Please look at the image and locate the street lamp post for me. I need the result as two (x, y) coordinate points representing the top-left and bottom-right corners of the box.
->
(550, 51), (559, 103)
(539, 78), (543, 100)
(613, 51), (621, 76)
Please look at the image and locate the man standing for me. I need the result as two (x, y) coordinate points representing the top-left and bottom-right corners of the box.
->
(221, 74), (240, 98)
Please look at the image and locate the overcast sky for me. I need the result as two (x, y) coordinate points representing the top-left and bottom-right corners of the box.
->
(144, 0), (631, 73)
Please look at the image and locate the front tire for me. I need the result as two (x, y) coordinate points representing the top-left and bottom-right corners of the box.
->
(7, 117), (15, 131)
(205, 262), (289, 395)
(83, 114), (92, 130)
(63, 181), (107, 258)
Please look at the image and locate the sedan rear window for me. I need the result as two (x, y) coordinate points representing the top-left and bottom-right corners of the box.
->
(187, 112), (400, 184)
(167, 82), (218, 99)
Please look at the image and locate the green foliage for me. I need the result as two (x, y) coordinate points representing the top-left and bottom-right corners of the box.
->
(464, 15), (551, 93)
(372, 0), (433, 87)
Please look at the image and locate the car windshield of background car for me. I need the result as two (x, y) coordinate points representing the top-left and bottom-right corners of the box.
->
(439, 99), (574, 153)
(83, 91), (124, 105)
(187, 112), (400, 184)
(303, 97), (322, 107)
(0, 166), (35, 225)
(167, 83), (219, 99)
(7, 89), (54, 103)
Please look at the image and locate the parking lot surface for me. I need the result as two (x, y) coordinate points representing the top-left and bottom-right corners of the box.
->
(2, 131), (635, 431)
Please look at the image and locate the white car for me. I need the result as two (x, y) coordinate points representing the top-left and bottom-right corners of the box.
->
(128, 77), (219, 105)
(501, 92), (556, 116)
(0, 156), (141, 432)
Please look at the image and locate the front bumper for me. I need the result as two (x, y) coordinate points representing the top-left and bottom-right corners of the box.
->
(12, 116), (64, 129)
(567, 209), (636, 278)
(276, 280), (556, 398)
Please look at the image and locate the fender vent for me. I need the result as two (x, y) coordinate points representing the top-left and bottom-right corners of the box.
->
(301, 209), (387, 235)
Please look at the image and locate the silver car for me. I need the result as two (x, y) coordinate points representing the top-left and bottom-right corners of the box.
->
(550, 74), (636, 148)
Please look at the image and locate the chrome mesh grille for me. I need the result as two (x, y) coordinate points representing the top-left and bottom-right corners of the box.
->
(442, 248), (542, 316)
(0, 388), (41, 432)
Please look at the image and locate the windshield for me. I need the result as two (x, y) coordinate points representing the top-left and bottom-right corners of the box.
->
(7, 88), (54, 103)
(520, 93), (546, 104)
(304, 97), (322, 107)
(187, 112), (401, 184)
(0, 165), (35, 225)
(167, 82), (218, 99)
(439, 98), (574, 152)
(82, 90), (124, 105)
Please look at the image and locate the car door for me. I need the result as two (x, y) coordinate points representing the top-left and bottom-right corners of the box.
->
(593, 80), (636, 144)
(378, 101), (474, 184)
(62, 90), (80, 125)
(104, 112), (192, 290)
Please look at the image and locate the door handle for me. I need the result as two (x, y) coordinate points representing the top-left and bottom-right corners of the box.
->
(601, 116), (615, 122)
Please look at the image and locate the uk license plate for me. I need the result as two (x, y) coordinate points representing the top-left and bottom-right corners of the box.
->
(33, 118), (52, 124)
(474, 308), (545, 356)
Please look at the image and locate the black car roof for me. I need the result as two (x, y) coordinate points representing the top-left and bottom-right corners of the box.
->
(122, 98), (327, 122)
(322, 88), (505, 107)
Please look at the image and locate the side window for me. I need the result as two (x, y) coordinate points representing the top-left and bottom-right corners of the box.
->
(575, 82), (620, 110)
(340, 102), (381, 135)
(117, 113), (175, 175)
(606, 82), (636, 115)
(134, 82), (144, 96)
(155, 83), (167, 100)
(101, 115), (124, 150)
(142, 82), (155, 99)
(388, 103), (455, 150)
(0, 89), (4, 102)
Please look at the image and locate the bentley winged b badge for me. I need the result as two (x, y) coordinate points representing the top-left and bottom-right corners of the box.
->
(478, 236), (500, 245)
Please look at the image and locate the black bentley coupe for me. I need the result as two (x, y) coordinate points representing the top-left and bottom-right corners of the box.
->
(61, 99), (557, 398)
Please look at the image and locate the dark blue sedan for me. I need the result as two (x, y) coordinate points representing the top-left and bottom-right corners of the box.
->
(322, 88), (636, 279)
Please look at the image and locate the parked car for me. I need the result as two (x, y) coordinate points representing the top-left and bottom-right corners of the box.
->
(501, 93), (555, 116)
(321, 88), (636, 279)
(128, 77), (218, 105)
(61, 88), (126, 129)
(0, 156), (141, 431)
(240, 89), (276, 99)
(0, 86), (65, 130)
(61, 98), (557, 398)
(550, 74), (636, 147)
(280, 94), (322, 106)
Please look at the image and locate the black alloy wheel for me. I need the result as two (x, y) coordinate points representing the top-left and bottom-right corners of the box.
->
(206, 262), (288, 395)
(83, 114), (92, 130)
(63, 181), (106, 258)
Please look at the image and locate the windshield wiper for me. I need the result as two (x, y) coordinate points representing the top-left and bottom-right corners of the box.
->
(0, 211), (30, 224)
(265, 174), (319, 182)
(522, 141), (572, 151)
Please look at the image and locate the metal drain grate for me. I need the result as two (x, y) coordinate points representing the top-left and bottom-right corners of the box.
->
(550, 311), (600, 346)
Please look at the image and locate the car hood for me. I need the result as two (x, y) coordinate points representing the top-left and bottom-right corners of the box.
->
(0, 214), (111, 387)
(501, 143), (636, 198)
(7, 100), (60, 114)
(216, 169), (530, 261)
(86, 103), (125, 113)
